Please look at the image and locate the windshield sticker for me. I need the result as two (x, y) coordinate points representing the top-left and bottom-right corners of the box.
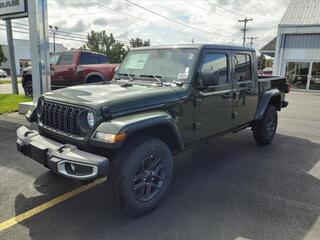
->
(178, 72), (188, 79)
(124, 53), (149, 69)
(185, 67), (189, 73)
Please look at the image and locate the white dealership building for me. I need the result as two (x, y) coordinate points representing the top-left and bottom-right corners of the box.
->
(273, 0), (320, 91)
(0, 39), (66, 76)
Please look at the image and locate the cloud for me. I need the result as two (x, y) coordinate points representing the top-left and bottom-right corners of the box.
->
(64, 20), (88, 32)
(42, 0), (293, 49)
(93, 17), (108, 26)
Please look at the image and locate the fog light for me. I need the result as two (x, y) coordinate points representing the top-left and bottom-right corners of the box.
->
(94, 132), (127, 143)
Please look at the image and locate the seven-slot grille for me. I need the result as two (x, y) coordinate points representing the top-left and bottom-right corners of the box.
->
(40, 100), (83, 136)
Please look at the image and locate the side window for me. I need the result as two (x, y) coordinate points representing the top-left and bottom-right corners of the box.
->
(58, 52), (74, 65)
(234, 54), (252, 81)
(98, 54), (108, 63)
(80, 52), (100, 64)
(200, 53), (228, 86)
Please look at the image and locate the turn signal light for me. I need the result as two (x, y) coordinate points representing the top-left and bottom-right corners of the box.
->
(94, 132), (127, 143)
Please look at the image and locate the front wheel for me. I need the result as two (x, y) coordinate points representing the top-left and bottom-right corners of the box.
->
(24, 80), (33, 96)
(108, 137), (173, 217)
(252, 105), (278, 145)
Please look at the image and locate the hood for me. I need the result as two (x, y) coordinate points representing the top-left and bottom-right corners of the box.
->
(43, 82), (183, 115)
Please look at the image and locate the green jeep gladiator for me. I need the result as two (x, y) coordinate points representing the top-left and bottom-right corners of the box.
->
(17, 44), (289, 217)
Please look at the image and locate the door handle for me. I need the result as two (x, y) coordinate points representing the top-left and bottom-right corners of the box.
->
(246, 89), (254, 94)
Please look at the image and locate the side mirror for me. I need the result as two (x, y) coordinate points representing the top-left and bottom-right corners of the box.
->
(200, 71), (220, 87)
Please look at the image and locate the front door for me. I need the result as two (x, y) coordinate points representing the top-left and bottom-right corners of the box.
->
(194, 51), (233, 140)
(232, 52), (258, 126)
(52, 52), (76, 89)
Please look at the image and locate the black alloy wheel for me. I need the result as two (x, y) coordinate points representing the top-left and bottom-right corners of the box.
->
(132, 154), (165, 202)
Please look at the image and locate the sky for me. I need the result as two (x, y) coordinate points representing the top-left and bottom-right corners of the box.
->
(0, 0), (292, 50)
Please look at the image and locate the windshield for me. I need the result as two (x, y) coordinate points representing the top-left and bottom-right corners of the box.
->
(50, 53), (61, 65)
(116, 48), (198, 82)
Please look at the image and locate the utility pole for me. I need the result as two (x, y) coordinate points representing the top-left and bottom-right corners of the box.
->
(5, 20), (18, 94)
(247, 36), (257, 48)
(239, 18), (253, 47)
(49, 25), (58, 52)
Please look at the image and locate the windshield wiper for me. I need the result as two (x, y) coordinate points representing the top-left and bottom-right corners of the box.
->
(117, 73), (135, 81)
(139, 74), (163, 85)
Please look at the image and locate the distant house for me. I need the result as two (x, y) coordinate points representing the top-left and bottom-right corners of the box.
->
(260, 37), (277, 58)
(273, 0), (320, 91)
(0, 39), (66, 76)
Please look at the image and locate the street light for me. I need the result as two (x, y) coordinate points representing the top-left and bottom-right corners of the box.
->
(49, 25), (58, 52)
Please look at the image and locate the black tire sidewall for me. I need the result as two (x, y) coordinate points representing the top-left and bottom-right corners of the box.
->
(253, 105), (278, 144)
(24, 81), (33, 96)
(117, 137), (173, 216)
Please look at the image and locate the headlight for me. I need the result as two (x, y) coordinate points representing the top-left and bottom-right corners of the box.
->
(36, 99), (43, 118)
(87, 111), (95, 128)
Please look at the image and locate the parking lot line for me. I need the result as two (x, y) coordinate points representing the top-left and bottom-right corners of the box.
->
(0, 177), (107, 232)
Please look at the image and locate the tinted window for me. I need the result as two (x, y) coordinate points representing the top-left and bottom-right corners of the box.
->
(80, 52), (100, 64)
(234, 54), (252, 81)
(58, 52), (74, 65)
(98, 54), (108, 63)
(200, 53), (228, 86)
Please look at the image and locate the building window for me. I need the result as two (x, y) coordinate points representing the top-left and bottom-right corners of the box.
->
(285, 62), (309, 90)
(310, 63), (320, 91)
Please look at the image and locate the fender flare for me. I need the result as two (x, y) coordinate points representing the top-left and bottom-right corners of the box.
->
(255, 89), (280, 120)
(92, 111), (184, 151)
(85, 72), (106, 83)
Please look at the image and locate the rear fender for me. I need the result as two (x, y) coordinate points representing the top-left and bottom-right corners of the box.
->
(255, 89), (280, 120)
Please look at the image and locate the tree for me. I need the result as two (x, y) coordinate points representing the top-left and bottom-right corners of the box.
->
(0, 45), (7, 65)
(129, 38), (150, 48)
(82, 31), (127, 63)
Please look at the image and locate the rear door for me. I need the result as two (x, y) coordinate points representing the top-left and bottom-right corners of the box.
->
(194, 50), (233, 139)
(51, 52), (76, 89)
(232, 52), (258, 126)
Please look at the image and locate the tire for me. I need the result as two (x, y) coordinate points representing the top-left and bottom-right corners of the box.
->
(24, 80), (33, 96)
(86, 76), (103, 83)
(252, 105), (278, 145)
(108, 136), (173, 217)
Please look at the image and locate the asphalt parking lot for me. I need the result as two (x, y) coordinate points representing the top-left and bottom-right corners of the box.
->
(0, 91), (319, 240)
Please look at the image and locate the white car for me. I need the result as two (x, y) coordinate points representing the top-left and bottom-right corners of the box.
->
(0, 69), (8, 78)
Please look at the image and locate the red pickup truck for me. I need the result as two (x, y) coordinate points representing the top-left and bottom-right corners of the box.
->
(22, 50), (119, 96)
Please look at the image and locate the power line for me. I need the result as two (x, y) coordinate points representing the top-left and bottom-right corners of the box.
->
(88, 0), (155, 26)
(8, 22), (129, 43)
(154, 0), (234, 36)
(125, 0), (229, 38)
(184, 0), (238, 20)
(206, 0), (248, 19)
(0, 28), (87, 43)
(239, 18), (253, 46)
(247, 36), (257, 48)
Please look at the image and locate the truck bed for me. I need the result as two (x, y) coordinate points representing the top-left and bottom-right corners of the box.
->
(258, 76), (288, 95)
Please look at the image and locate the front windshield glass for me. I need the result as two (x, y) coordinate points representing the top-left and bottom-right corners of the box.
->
(116, 48), (198, 82)
(50, 53), (60, 65)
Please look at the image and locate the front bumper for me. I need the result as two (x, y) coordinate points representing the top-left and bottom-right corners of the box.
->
(16, 126), (109, 180)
